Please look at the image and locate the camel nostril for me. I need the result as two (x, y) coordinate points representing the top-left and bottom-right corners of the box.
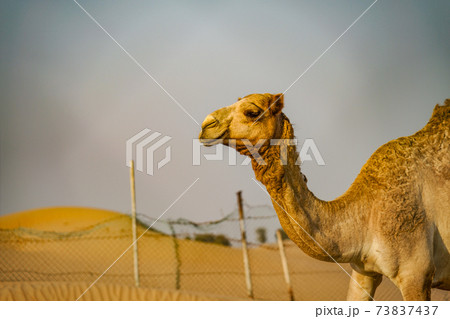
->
(201, 115), (218, 129)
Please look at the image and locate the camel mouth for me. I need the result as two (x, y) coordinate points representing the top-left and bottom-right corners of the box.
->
(199, 131), (228, 147)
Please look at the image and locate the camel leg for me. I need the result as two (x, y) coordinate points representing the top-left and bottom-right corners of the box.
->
(347, 270), (382, 301)
(391, 232), (436, 301)
(394, 268), (434, 301)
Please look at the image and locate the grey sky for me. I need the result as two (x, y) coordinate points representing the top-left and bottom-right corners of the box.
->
(1, 0), (449, 222)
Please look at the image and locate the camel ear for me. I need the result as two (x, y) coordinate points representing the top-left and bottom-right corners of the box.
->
(269, 93), (284, 115)
(237, 97), (242, 101)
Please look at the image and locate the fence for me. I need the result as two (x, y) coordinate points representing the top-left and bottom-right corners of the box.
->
(0, 201), (429, 301)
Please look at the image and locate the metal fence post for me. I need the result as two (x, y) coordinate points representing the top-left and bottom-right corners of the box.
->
(276, 229), (294, 301)
(129, 160), (140, 288)
(237, 191), (254, 299)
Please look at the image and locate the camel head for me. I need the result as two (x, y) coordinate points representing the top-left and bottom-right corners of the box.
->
(199, 93), (285, 151)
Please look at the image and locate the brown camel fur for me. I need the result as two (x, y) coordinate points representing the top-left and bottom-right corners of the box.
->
(199, 93), (450, 301)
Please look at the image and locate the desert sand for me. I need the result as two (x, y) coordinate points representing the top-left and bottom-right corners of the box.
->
(0, 207), (448, 301)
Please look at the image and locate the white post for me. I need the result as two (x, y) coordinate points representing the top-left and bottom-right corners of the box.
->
(276, 229), (294, 301)
(237, 191), (254, 299)
(129, 160), (140, 288)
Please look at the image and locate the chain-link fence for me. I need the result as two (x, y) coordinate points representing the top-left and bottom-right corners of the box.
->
(1, 203), (447, 300)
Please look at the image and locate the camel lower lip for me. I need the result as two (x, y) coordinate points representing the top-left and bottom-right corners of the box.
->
(201, 139), (221, 146)
(200, 132), (227, 146)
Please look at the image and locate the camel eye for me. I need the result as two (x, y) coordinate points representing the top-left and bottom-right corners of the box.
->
(244, 110), (261, 119)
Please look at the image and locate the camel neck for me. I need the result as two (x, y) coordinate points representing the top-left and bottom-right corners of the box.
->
(251, 115), (363, 262)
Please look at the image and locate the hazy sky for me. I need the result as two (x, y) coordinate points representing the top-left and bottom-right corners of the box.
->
(1, 0), (449, 222)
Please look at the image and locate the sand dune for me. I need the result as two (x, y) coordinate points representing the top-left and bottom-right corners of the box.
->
(0, 207), (124, 231)
(0, 207), (448, 301)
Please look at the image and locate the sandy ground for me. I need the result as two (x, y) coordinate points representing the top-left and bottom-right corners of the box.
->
(0, 207), (448, 301)
(0, 282), (234, 301)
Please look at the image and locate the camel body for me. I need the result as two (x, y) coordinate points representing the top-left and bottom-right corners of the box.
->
(199, 94), (449, 300)
(341, 105), (450, 299)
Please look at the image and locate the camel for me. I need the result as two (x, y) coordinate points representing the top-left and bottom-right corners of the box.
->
(199, 93), (450, 301)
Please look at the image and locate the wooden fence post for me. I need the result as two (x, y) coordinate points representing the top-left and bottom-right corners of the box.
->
(276, 229), (294, 301)
(169, 223), (181, 290)
(237, 191), (254, 299)
(129, 160), (140, 288)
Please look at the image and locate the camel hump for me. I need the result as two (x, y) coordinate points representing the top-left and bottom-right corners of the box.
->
(431, 99), (449, 120)
(424, 99), (450, 131)
(444, 98), (450, 107)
